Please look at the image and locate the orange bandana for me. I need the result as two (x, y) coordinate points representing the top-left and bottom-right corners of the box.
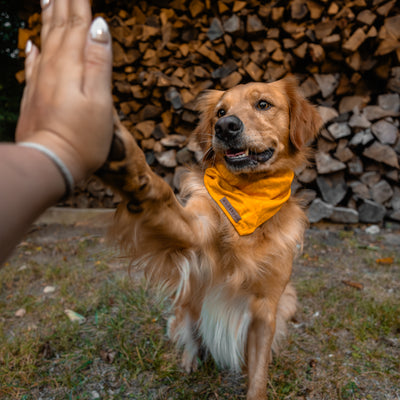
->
(204, 164), (294, 236)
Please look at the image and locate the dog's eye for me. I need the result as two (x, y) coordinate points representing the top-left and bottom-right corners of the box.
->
(256, 100), (272, 110)
(217, 109), (226, 118)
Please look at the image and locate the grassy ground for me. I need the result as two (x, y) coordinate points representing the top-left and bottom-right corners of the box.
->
(0, 220), (399, 399)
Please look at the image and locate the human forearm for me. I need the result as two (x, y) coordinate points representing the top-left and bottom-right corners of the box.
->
(0, 144), (65, 263)
(0, 0), (114, 265)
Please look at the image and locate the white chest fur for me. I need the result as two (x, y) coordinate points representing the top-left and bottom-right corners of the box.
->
(198, 285), (252, 372)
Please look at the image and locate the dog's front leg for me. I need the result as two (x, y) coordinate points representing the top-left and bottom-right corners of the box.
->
(97, 114), (199, 284)
(99, 114), (194, 229)
(97, 114), (159, 206)
(246, 301), (276, 400)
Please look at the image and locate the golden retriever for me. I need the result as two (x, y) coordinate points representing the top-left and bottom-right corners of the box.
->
(98, 76), (322, 399)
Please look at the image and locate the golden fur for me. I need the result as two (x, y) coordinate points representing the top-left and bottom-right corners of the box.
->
(99, 76), (322, 400)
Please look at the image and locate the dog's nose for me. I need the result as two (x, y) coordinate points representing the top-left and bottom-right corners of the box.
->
(215, 115), (243, 142)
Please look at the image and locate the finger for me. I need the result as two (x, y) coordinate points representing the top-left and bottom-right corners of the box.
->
(41, 0), (69, 57)
(58, 0), (91, 73)
(20, 40), (40, 114)
(43, 0), (92, 90)
(40, 0), (54, 47)
(83, 17), (113, 98)
(70, 0), (92, 25)
(24, 40), (39, 84)
(51, 0), (69, 29)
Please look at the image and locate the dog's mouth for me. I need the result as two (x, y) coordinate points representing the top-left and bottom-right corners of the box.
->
(224, 148), (275, 168)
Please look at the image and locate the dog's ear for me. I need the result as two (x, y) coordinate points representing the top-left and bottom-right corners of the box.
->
(193, 90), (224, 154)
(282, 76), (323, 151)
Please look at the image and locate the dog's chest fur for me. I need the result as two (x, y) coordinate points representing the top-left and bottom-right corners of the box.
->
(199, 284), (252, 371)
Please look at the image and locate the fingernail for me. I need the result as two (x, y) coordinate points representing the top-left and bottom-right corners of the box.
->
(40, 0), (50, 9)
(25, 39), (33, 55)
(89, 17), (110, 44)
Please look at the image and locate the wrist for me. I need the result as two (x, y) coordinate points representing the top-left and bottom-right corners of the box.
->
(18, 142), (75, 199)
(0, 144), (67, 263)
(2, 144), (66, 203)
(17, 130), (87, 184)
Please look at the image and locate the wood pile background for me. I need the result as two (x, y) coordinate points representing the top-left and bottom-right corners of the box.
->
(18, 0), (400, 224)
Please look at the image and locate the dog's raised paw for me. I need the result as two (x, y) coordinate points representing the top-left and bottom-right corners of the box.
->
(107, 133), (126, 162)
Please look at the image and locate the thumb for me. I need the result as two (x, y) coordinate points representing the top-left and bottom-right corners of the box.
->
(83, 17), (113, 98)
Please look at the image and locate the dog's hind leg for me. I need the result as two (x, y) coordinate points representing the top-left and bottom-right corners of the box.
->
(272, 283), (297, 355)
(167, 308), (200, 373)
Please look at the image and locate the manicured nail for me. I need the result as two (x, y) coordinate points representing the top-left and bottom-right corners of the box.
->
(40, 0), (50, 9)
(25, 39), (33, 55)
(89, 17), (110, 44)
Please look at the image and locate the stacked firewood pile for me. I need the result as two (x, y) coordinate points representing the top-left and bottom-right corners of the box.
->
(18, 0), (400, 224)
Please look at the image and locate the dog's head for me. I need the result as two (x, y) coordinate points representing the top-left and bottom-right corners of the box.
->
(194, 76), (323, 175)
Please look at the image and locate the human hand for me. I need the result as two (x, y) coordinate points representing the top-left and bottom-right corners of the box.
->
(15, 0), (113, 183)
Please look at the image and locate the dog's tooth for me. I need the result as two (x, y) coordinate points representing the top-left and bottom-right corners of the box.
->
(244, 149), (249, 156)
